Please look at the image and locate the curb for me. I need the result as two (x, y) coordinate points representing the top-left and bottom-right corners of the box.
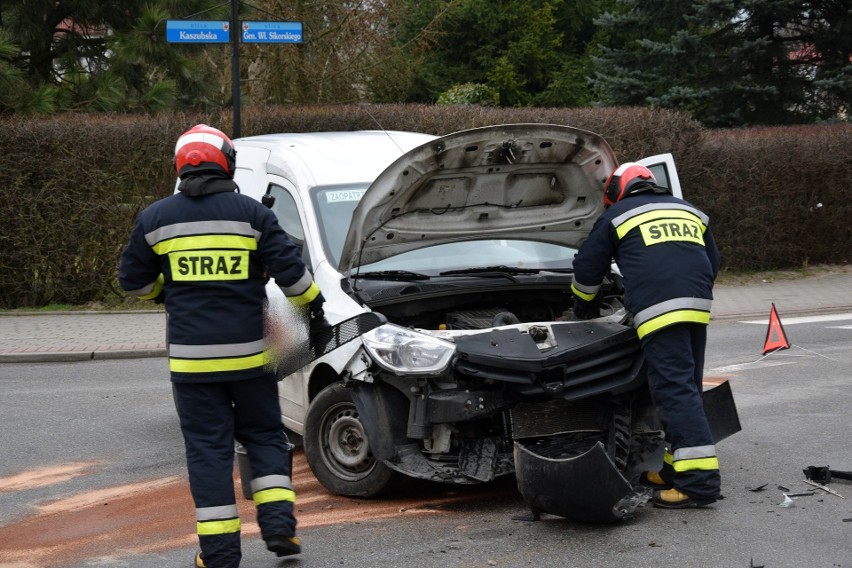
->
(0, 309), (164, 317)
(0, 348), (166, 364)
(710, 304), (852, 323)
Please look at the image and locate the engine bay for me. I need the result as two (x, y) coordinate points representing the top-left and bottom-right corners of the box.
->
(357, 277), (623, 331)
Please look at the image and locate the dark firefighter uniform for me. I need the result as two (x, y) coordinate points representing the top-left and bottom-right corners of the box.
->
(571, 188), (722, 504)
(119, 126), (321, 567)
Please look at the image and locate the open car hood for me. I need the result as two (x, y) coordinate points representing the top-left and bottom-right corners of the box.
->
(338, 124), (618, 272)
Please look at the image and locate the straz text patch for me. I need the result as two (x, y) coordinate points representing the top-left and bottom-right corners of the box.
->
(170, 250), (250, 281)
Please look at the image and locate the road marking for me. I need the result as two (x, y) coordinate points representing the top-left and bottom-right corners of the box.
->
(739, 312), (852, 325)
(709, 360), (797, 374)
(828, 325), (852, 330)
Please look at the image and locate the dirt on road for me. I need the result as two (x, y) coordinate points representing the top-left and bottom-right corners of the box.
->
(0, 450), (516, 568)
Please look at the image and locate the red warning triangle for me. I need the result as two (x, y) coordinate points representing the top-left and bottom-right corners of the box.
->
(762, 303), (791, 355)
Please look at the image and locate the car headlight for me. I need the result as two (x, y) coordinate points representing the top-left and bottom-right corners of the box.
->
(361, 324), (455, 376)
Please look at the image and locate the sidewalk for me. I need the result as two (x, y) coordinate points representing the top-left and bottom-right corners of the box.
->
(1, 267), (851, 363)
(0, 311), (167, 363)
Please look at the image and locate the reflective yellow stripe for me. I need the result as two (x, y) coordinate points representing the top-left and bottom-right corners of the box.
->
(169, 352), (267, 373)
(571, 282), (597, 302)
(152, 235), (258, 254)
(636, 309), (710, 339)
(253, 487), (296, 506)
(672, 456), (720, 473)
(197, 518), (241, 535)
(615, 210), (706, 240)
(287, 281), (321, 306)
(137, 274), (164, 301)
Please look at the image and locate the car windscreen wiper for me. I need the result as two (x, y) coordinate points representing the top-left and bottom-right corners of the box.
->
(355, 270), (431, 281)
(439, 265), (541, 276)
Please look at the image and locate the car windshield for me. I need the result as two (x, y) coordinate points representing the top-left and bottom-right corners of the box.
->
(312, 185), (577, 274)
(357, 241), (576, 274)
(312, 185), (369, 268)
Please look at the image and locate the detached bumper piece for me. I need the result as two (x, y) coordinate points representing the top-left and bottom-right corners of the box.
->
(703, 380), (741, 444)
(514, 436), (648, 524)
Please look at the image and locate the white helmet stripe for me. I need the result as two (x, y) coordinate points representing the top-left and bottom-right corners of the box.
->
(175, 132), (227, 153)
(611, 162), (635, 177)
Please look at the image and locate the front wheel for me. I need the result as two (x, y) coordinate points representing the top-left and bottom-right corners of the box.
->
(303, 382), (397, 497)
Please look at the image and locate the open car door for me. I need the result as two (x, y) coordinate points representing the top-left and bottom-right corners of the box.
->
(638, 153), (683, 199)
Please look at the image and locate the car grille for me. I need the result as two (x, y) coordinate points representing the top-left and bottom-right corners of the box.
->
(453, 321), (645, 400)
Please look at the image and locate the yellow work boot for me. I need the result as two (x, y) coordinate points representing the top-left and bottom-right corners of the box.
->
(194, 550), (206, 568)
(639, 470), (672, 489)
(266, 534), (302, 557)
(652, 488), (716, 509)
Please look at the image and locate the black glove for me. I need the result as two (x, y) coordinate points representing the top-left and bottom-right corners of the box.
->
(308, 295), (332, 335)
(572, 294), (600, 320)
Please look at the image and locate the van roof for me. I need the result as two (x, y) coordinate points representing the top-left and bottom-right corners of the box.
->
(234, 130), (437, 188)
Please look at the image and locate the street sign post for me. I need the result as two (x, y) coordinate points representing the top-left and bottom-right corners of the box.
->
(166, 20), (230, 44)
(164, 1), (304, 138)
(241, 21), (303, 44)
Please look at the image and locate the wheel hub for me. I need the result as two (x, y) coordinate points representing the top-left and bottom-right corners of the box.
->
(324, 404), (374, 476)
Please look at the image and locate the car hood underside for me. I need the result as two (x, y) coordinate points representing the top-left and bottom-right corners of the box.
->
(338, 123), (618, 272)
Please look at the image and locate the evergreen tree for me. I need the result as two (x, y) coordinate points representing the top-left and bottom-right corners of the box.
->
(393, 0), (606, 107)
(592, 0), (852, 126)
(0, 0), (226, 112)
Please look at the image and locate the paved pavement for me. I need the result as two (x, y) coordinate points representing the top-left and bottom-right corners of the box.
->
(1, 266), (850, 363)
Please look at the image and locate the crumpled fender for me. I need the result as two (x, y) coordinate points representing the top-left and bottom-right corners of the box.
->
(514, 440), (646, 524)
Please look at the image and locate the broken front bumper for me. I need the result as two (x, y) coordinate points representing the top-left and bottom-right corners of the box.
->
(513, 380), (741, 524)
(514, 439), (645, 524)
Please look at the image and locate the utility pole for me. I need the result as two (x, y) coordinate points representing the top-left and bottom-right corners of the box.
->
(230, 0), (241, 138)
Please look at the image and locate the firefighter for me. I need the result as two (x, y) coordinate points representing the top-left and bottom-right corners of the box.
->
(570, 162), (721, 509)
(119, 124), (327, 567)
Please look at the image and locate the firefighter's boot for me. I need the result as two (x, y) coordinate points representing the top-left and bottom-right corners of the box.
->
(639, 470), (672, 489)
(652, 488), (716, 509)
(266, 535), (302, 557)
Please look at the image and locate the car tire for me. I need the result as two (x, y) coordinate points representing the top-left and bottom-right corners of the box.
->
(303, 382), (397, 497)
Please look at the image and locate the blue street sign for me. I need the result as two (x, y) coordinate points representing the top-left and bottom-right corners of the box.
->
(166, 20), (230, 43)
(241, 21), (303, 43)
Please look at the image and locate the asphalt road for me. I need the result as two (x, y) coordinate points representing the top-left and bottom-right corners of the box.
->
(1, 314), (851, 568)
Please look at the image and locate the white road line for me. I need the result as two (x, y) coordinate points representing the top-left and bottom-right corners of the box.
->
(709, 360), (797, 374)
(828, 325), (852, 330)
(739, 312), (852, 325)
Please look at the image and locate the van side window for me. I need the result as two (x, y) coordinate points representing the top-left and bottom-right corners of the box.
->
(268, 184), (305, 244)
(647, 164), (670, 191)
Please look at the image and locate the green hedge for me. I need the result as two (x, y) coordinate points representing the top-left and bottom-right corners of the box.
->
(0, 105), (849, 308)
(686, 125), (851, 270)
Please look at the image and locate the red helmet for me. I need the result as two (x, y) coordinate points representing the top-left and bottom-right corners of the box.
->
(603, 162), (656, 207)
(174, 124), (236, 179)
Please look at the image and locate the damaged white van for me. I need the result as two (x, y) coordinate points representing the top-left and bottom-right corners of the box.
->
(232, 124), (739, 523)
